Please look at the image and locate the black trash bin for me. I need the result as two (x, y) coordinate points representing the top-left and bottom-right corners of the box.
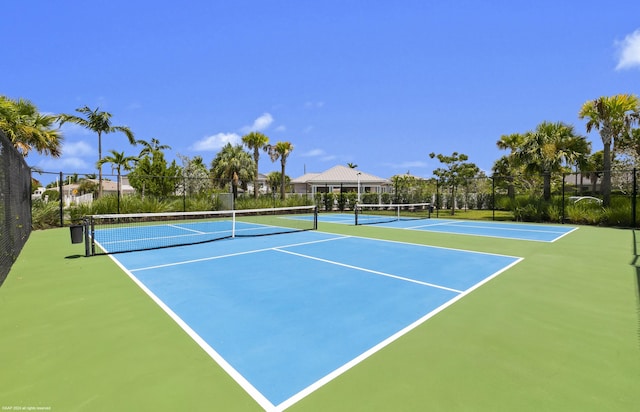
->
(70, 224), (84, 244)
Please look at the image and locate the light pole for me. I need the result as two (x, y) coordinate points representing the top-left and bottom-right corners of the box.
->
(357, 172), (362, 203)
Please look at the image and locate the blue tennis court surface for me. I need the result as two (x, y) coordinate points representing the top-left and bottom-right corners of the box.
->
(318, 213), (577, 242)
(111, 231), (522, 410)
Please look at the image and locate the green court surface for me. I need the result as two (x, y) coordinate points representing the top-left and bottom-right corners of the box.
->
(1, 222), (639, 411)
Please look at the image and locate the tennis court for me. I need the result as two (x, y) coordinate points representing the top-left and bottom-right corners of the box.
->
(109, 229), (521, 410)
(3, 214), (638, 412)
(317, 207), (577, 242)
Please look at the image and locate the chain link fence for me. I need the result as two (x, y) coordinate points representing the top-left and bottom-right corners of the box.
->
(430, 170), (639, 227)
(0, 131), (32, 286)
(31, 168), (640, 228)
(30, 172), (314, 227)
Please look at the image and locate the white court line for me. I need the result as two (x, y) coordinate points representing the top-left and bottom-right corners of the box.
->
(111, 230), (525, 412)
(274, 248), (464, 294)
(106, 254), (277, 412)
(275, 256), (524, 411)
(101, 228), (231, 245)
(314, 229), (522, 260)
(407, 221), (570, 234)
(130, 235), (351, 272)
(168, 223), (206, 234)
(550, 226), (580, 242)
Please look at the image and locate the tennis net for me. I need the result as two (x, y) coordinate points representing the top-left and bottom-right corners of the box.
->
(354, 203), (432, 225)
(84, 205), (318, 256)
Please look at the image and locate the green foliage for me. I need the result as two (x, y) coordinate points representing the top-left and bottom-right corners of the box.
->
(323, 193), (334, 211)
(31, 200), (60, 229)
(337, 191), (346, 211)
(346, 192), (358, 209)
(42, 189), (60, 201)
(513, 202), (545, 222)
(361, 193), (379, 204)
(566, 203), (603, 225)
(234, 194), (313, 210)
(128, 151), (181, 198)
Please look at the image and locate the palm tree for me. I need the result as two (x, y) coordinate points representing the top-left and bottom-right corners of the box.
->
(347, 162), (358, 169)
(0, 96), (63, 157)
(496, 133), (526, 199)
(59, 106), (135, 197)
(266, 141), (294, 200)
(516, 122), (590, 200)
(579, 94), (640, 206)
(241, 131), (269, 198)
(136, 137), (171, 158)
(210, 143), (256, 200)
(97, 150), (137, 193)
(583, 151), (604, 194)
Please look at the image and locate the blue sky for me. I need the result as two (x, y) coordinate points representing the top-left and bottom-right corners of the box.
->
(3, 1), (640, 184)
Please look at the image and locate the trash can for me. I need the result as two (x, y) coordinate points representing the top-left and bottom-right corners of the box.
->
(70, 224), (84, 244)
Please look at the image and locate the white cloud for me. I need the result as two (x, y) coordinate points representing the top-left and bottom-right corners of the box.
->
(384, 160), (429, 169)
(37, 156), (92, 171)
(615, 29), (640, 70)
(274, 125), (286, 132)
(241, 113), (274, 133)
(301, 149), (326, 157)
(191, 133), (241, 151)
(63, 140), (93, 157)
(304, 101), (324, 108)
(60, 122), (94, 136)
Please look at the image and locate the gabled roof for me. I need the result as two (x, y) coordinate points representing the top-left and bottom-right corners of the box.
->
(293, 165), (390, 184)
(290, 172), (321, 183)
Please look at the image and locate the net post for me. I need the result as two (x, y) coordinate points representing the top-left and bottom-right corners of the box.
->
(314, 206), (318, 230)
(83, 217), (91, 257)
(232, 211), (236, 238)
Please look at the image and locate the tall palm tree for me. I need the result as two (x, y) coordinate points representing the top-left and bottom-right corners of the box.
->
(97, 150), (137, 213)
(210, 143), (256, 200)
(516, 122), (590, 200)
(579, 94), (640, 206)
(496, 132), (526, 199)
(60, 106), (135, 197)
(347, 162), (358, 169)
(0, 96), (63, 157)
(266, 141), (294, 200)
(97, 150), (137, 193)
(136, 137), (171, 158)
(241, 131), (269, 198)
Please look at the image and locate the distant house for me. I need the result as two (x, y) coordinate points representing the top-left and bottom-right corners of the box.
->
(290, 165), (391, 198)
(246, 173), (270, 194)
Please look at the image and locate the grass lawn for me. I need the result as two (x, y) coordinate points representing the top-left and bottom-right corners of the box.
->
(1, 223), (638, 411)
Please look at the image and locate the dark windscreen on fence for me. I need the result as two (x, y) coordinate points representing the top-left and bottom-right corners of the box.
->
(0, 130), (32, 286)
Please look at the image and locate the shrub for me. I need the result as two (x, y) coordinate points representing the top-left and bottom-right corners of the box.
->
(42, 189), (60, 202)
(32, 200), (60, 229)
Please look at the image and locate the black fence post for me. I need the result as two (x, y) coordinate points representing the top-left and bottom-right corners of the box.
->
(183, 176), (187, 212)
(59, 171), (64, 227)
(492, 176), (495, 221)
(561, 173), (566, 224)
(435, 179), (440, 218)
(633, 168), (637, 228)
(117, 174), (121, 214)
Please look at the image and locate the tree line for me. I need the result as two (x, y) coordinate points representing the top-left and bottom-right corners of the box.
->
(2, 94), (640, 209)
(0, 96), (295, 201)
